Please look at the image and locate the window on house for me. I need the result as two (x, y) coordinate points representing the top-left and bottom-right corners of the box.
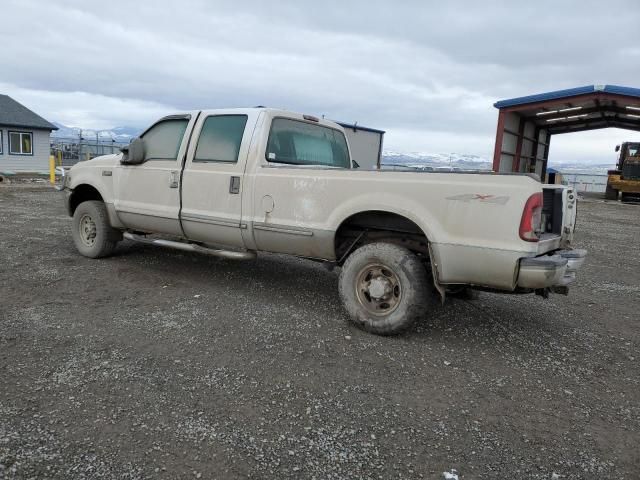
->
(266, 118), (350, 168)
(0, 131), (3, 154)
(142, 118), (189, 161)
(194, 115), (248, 163)
(9, 131), (33, 155)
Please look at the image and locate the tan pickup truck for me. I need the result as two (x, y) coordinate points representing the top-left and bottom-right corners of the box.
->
(61, 108), (586, 334)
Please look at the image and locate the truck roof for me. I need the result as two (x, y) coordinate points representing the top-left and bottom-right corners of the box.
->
(162, 107), (344, 131)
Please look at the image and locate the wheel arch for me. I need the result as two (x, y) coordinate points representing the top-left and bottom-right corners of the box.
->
(67, 183), (105, 216)
(333, 209), (431, 264)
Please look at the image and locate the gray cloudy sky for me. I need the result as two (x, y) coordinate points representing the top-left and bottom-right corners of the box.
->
(2, 0), (640, 164)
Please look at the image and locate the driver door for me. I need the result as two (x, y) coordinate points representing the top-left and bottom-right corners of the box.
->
(113, 114), (196, 236)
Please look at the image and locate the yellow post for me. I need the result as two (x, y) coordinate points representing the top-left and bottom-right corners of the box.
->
(56, 150), (62, 166)
(49, 155), (56, 184)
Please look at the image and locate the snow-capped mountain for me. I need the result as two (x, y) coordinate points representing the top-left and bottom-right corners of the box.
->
(381, 151), (613, 175)
(382, 151), (492, 170)
(547, 163), (613, 175)
(52, 122), (141, 142)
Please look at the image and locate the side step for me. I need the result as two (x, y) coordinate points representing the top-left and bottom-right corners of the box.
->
(123, 232), (257, 260)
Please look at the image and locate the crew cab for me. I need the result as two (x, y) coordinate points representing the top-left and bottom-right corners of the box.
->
(61, 108), (586, 335)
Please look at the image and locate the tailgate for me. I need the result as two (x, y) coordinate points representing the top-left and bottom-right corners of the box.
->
(541, 185), (576, 248)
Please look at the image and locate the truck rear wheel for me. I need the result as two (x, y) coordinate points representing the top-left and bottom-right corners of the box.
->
(339, 242), (436, 335)
(72, 200), (120, 258)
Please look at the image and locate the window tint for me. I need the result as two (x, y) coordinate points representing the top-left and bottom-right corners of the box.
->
(194, 115), (247, 163)
(266, 118), (350, 168)
(142, 119), (188, 161)
(9, 131), (33, 155)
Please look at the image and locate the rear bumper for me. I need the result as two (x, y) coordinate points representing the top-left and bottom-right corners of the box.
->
(517, 249), (587, 289)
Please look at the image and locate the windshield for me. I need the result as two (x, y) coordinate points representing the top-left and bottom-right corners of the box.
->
(626, 144), (640, 157)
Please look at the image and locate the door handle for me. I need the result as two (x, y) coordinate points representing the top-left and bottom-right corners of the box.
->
(169, 170), (179, 188)
(229, 176), (240, 194)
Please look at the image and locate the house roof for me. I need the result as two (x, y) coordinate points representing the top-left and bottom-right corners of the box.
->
(493, 85), (640, 135)
(494, 84), (640, 109)
(0, 94), (58, 131)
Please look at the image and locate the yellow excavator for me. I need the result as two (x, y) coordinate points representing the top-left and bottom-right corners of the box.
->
(606, 142), (640, 202)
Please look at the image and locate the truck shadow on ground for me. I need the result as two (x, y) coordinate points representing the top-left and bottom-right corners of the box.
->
(98, 240), (566, 346)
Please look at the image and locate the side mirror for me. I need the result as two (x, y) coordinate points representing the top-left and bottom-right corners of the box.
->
(615, 145), (620, 152)
(121, 137), (145, 165)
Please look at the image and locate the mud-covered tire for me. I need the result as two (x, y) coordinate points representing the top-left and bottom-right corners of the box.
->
(72, 200), (120, 258)
(339, 242), (437, 335)
(620, 192), (640, 203)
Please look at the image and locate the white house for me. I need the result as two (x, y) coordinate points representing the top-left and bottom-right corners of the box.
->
(0, 94), (58, 173)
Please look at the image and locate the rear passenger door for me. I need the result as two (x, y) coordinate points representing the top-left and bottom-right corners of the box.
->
(180, 110), (258, 248)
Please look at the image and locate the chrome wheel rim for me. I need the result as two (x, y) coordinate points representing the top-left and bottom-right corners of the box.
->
(355, 263), (402, 316)
(78, 214), (97, 247)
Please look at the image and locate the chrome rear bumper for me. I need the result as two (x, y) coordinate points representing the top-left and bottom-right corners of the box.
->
(517, 249), (587, 289)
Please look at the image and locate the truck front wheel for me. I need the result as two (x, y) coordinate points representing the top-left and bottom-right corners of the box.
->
(72, 200), (120, 258)
(339, 242), (436, 335)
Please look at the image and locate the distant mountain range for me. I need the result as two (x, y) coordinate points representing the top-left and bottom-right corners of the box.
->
(382, 151), (492, 171)
(547, 163), (612, 175)
(50, 122), (613, 174)
(52, 122), (140, 142)
(382, 151), (613, 174)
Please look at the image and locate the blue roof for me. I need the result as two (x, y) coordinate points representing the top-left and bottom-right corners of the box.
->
(494, 84), (640, 109)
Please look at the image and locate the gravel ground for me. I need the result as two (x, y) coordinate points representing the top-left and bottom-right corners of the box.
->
(1, 185), (639, 479)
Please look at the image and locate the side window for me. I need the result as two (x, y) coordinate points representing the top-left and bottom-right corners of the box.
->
(194, 115), (247, 163)
(8, 131), (33, 155)
(142, 119), (188, 161)
(266, 118), (350, 168)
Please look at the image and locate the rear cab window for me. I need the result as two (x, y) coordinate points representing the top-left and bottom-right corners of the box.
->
(266, 118), (350, 168)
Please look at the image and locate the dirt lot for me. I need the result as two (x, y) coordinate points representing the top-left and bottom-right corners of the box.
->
(0, 185), (639, 479)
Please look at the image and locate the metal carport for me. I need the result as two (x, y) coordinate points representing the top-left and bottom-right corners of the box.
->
(492, 85), (640, 180)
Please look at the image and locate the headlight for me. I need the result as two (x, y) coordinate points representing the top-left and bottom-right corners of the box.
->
(55, 167), (67, 191)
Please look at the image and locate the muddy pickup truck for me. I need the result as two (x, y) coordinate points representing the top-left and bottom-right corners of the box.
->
(61, 108), (586, 334)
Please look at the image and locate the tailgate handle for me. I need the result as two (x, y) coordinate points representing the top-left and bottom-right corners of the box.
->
(229, 176), (240, 194)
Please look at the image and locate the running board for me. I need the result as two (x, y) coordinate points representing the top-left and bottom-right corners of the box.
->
(123, 232), (257, 260)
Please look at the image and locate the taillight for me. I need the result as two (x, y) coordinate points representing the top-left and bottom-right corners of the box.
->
(519, 192), (543, 242)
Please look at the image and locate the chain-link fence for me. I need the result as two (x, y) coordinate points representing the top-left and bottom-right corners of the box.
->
(50, 138), (130, 166)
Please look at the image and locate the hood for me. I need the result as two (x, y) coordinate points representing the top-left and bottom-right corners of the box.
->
(72, 153), (122, 169)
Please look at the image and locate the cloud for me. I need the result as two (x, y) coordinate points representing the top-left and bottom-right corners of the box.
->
(1, 0), (639, 162)
(0, 83), (175, 129)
